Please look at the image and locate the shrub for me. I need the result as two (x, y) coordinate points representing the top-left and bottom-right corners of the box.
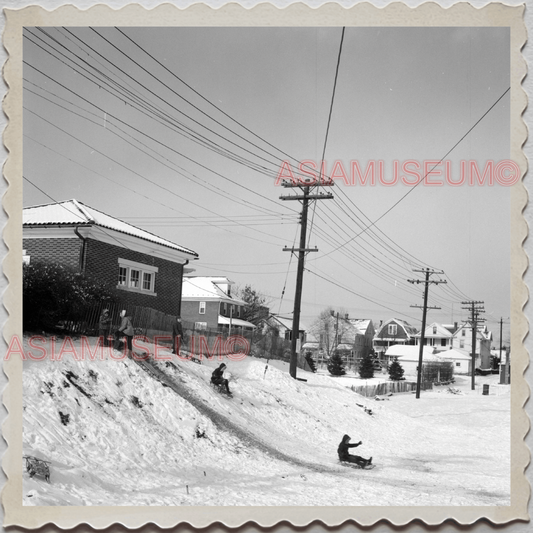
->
(327, 352), (346, 376)
(358, 353), (375, 379)
(23, 261), (118, 332)
(388, 357), (405, 381)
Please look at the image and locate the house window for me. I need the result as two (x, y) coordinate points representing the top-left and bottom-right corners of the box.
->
(199, 302), (206, 314)
(388, 324), (397, 336)
(433, 326), (437, 335)
(456, 362), (461, 367)
(142, 272), (153, 291)
(441, 339), (447, 347)
(460, 340), (464, 349)
(117, 259), (157, 295)
(195, 321), (207, 330)
(129, 269), (140, 289)
(462, 329), (466, 336)
(118, 266), (127, 286)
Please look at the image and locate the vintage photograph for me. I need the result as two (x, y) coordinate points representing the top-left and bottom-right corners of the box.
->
(2, 2), (528, 529)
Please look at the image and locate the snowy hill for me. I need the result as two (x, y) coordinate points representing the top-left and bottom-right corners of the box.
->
(22, 337), (510, 506)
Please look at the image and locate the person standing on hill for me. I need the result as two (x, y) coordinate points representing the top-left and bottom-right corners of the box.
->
(115, 309), (134, 356)
(172, 316), (184, 356)
(98, 308), (112, 347)
(337, 434), (372, 468)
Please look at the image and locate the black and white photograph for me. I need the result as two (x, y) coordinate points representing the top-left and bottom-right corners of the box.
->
(1, 0), (529, 529)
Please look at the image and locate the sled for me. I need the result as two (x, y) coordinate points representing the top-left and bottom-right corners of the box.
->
(24, 455), (51, 482)
(339, 460), (375, 470)
(211, 382), (233, 397)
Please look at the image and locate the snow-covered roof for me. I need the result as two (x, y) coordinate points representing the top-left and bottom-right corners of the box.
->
(348, 318), (373, 335)
(385, 344), (436, 360)
(438, 348), (471, 361)
(23, 199), (198, 257)
(182, 276), (244, 304)
(218, 316), (256, 329)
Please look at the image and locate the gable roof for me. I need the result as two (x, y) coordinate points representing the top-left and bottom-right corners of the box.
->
(414, 322), (454, 339)
(23, 199), (198, 257)
(181, 276), (244, 304)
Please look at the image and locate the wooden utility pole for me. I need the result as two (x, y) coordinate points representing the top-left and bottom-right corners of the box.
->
(281, 181), (333, 379)
(408, 268), (446, 399)
(461, 300), (484, 391)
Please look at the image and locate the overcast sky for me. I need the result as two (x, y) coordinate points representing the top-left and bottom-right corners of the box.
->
(23, 26), (511, 343)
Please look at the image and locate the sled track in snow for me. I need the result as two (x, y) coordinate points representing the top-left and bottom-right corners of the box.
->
(131, 356), (339, 475)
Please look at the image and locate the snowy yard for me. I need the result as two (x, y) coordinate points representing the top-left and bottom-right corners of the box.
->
(22, 337), (510, 506)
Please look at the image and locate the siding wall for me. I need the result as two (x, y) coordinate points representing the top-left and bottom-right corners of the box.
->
(181, 300), (220, 329)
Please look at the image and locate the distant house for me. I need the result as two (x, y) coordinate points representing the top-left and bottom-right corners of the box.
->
(180, 276), (256, 333)
(23, 199), (198, 316)
(439, 348), (472, 375)
(385, 344), (442, 376)
(451, 323), (492, 369)
(303, 315), (374, 370)
(374, 318), (418, 362)
(414, 322), (455, 352)
(264, 315), (304, 343)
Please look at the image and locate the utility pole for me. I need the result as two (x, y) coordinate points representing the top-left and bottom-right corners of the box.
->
(461, 300), (485, 390)
(408, 268), (447, 399)
(281, 180), (333, 379)
(499, 317), (503, 376)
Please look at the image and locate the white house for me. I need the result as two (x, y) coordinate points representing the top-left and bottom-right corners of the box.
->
(439, 348), (472, 375)
(385, 344), (437, 376)
(414, 322), (455, 352)
(451, 323), (492, 369)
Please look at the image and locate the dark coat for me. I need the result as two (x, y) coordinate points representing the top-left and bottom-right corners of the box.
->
(337, 434), (361, 461)
(172, 320), (184, 339)
(211, 364), (226, 384)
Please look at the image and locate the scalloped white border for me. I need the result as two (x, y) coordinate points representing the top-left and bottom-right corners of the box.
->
(1, 2), (529, 529)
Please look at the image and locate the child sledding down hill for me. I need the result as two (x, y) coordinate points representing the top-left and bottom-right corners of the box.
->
(211, 363), (231, 394)
(337, 434), (372, 468)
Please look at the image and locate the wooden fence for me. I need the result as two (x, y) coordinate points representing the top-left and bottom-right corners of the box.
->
(350, 380), (433, 397)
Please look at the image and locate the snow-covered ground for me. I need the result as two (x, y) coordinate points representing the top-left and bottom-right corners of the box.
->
(22, 337), (510, 506)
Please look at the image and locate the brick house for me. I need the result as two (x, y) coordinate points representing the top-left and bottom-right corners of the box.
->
(180, 276), (256, 332)
(23, 199), (198, 316)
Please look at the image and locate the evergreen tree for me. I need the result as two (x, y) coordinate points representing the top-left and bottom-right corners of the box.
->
(304, 352), (317, 373)
(388, 357), (405, 381)
(358, 352), (375, 379)
(327, 352), (346, 376)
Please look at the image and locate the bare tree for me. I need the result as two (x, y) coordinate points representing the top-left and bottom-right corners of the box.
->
(311, 307), (351, 359)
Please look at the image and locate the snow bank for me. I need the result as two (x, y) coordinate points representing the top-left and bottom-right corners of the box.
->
(22, 337), (510, 506)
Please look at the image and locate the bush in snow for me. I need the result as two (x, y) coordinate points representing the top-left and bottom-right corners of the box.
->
(358, 353), (375, 379)
(23, 260), (118, 332)
(388, 357), (405, 381)
(327, 352), (346, 376)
